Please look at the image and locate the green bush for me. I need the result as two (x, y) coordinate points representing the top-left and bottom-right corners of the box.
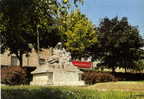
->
(114, 72), (144, 81)
(82, 72), (117, 84)
(134, 59), (144, 72)
(1, 66), (28, 85)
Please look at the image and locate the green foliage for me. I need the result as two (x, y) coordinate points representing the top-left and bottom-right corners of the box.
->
(90, 17), (144, 72)
(114, 72), (144, 81)
(134, 59), (144, 72)
(60, 10), (97, 59)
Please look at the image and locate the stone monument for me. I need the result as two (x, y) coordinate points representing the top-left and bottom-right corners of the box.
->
(30, 42), (85, 86)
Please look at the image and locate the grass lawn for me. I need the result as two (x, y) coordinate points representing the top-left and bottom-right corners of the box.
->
(1, 81), (144, 99)
(87, 81), (144, 92)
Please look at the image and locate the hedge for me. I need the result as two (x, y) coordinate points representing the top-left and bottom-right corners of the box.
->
(82, 72), (117, 84)
(1, 66), (28, 85)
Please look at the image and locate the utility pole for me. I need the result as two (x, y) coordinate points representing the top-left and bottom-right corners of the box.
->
(37, 25), (40, 66)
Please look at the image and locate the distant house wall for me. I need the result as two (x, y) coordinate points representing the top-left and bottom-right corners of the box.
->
(0, 48), (53, 67)
(0, 51), (12, 66)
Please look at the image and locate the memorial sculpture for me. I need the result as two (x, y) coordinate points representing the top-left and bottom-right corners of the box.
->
(30, 42), (85, 86)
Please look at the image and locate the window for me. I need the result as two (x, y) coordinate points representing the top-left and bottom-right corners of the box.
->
(11, 56), (18, 66)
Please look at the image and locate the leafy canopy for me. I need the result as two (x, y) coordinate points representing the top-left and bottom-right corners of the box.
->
(60, 10), (97, 59)
(90, 17), (144, 72)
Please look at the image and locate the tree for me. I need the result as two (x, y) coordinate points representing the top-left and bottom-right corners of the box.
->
(60, 10), (97, 59)
(134, 59), (144, 72)
(0, 0), (60, 66)
(89, 17), (144, 73)
(0, 0), (35, 66)
(0, 0), (83, 66)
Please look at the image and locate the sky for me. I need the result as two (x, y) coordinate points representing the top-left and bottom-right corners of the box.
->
(79, 0), (144, 37)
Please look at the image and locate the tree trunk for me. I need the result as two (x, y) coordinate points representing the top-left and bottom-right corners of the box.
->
(101, 67), (104, 72)
(19, 53), (23, 67)
(16, 51), (23, 67)
(112, 67), (115, 73)
(125, 67), (127, 73)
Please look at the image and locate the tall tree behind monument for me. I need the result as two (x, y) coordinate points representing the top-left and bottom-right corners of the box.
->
(59, 10), (98, 59)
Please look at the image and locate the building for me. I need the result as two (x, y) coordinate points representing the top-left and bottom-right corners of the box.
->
(0, 48), (53, 67)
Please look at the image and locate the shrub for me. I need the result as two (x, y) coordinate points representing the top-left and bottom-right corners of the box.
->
(114, 72), (144, 81)
(1, 66), (28, 85)
(82, 71), (117, 84)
